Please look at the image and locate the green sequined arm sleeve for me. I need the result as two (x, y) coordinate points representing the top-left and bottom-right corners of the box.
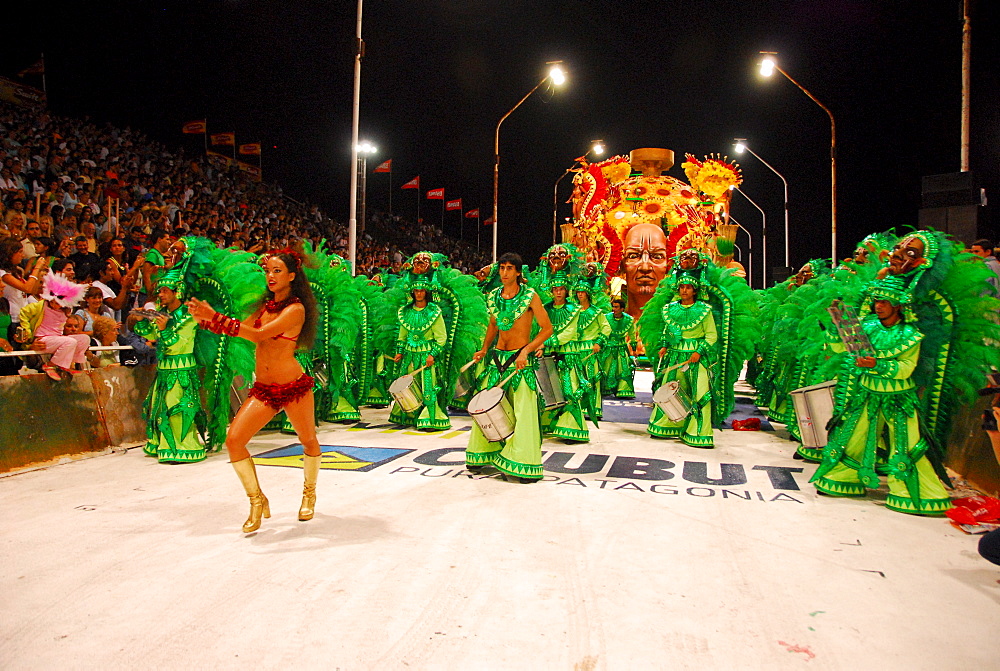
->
(698, 311), (718, 357)
(429, 313), (446, 357)
(870, 342), (920, 380)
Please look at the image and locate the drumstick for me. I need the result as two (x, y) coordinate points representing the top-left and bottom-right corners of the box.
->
(459, 359), (477, 373)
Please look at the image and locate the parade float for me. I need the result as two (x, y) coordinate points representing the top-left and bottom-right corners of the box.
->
(564, 148), (745, 320)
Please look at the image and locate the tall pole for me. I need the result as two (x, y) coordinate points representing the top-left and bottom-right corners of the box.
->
(772, 63), (836, 264)
(347, 0), (364, 276)
(739, 143), (788, 270)
(553, 168), (573, 245)
(358, 154), (368, 240)
(733, 188), (766, 289)
(493, 76), (548, 263)
(728, 216), (754, 290)
(961, 0), (971, 172)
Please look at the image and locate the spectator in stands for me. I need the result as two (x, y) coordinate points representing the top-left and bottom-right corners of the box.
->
(0, 238), (44, 325)
(63, 313), (85, 335)
(21, 221), (42, 260)
(3, 199), (27, 237)
(970, 239), (1000, 294)
(119, 313), (156, 366)
(55, 236), (73, 262)
(76, 286), (115, 335)
(86, 315), (120, 368)
(69, 235), (101, 282)
(51, 258), (75, 281)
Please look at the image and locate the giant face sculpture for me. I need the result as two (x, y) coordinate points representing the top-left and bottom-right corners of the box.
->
(887, 236), (926, 276)
(623, 223), (668, 318)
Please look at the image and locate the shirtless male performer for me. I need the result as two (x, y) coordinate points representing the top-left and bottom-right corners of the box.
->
(466, 252), (554, 483)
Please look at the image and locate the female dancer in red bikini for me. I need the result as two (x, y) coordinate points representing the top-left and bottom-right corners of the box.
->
(186, 250), (321, 533)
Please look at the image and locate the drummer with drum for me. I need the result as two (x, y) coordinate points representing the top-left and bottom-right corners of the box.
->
(539, 272), (610, 442)
(465, 253), (554, 483)
(389, 279), (452, 431)
(647, 273), (718, 448)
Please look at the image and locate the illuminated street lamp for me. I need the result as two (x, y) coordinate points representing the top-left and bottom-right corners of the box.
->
(552, 139), (604, 244)
(758, 51), (837, 264)
(729, 185), (766, 289)
(734, 138), (787, 272)
(493, 61), (566, 262)
(356, 140), (377, 239)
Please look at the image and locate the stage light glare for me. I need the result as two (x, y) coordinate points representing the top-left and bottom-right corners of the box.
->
(549, 66), (566, 85)
(760, 56), (776, 77)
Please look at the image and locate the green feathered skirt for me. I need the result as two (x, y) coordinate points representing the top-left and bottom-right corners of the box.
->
(143, 366), (206, 463)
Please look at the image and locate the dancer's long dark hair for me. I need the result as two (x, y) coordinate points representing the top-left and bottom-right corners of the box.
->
(256, 252), (318, 351)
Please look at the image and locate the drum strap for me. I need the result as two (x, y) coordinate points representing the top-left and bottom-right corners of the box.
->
(492, 347), (525, 377)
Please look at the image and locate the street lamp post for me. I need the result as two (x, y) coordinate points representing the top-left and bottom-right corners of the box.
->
(758, 52), (837, 264)
(734, 139), (787, 272)
(730, 189), (766, 288)
(552, 139), (603, 245)
(356, 140), (376, 241)
(727, 215), (754, 290)
(493, 62), (566, 263)
(347, 0), (364, 276)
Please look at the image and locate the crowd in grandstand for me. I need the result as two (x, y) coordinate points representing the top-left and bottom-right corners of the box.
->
(0, 101), (489, 372)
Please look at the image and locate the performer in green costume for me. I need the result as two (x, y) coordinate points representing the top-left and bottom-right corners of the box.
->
(811, 230), (1000, 514)
(644, 274), (718, 447)
(135, 267), (206, 463)
(602, 297), (636, 399)
(133, 237), (260, 463)
(466, 253), (553, 482)
(378, 251), (486, 415)
(390, 280), (451, 430)
(540, 271), (590, 441)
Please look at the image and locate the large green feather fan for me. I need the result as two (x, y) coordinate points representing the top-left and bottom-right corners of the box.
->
(186, 238), (266, 450)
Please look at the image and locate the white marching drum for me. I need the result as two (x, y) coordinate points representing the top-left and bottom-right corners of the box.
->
(468, 386), (516, 442)
(389, 374), (423, 414)
(453, 360), (477, 399)
(536, 356), (566, 410)
(790, 380), (837, 448)
(652, 380), (692, 422)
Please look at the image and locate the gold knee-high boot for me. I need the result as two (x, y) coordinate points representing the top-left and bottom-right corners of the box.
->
(298, 454), (321, 521)
(232, 457), (270, 533)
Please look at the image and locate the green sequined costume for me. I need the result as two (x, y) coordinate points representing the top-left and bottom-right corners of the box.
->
(646, 301), (718, 447)
(601, 311), (636, 398)
(389, 302), (451, 430)
(135, 307), (205, 463)
(466, 285), (544, 480)
(810, 314), (951, 513)
(543, 303), (610, 442)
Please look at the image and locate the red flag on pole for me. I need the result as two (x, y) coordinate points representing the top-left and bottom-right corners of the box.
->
(238, 143), (261, 155)
(483, 217), (494, 226)
(182, 120), (207, 134)
(426, 188), (445, 200)
(401, 176), (420, 189)
(445, 199), (462, 211)
(373, 159), (392, 173)
(464, 209), (480, 218)
(210, 132), (235, 146)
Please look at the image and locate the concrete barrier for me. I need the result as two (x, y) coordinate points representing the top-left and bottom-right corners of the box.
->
(0, 366), (154, 473)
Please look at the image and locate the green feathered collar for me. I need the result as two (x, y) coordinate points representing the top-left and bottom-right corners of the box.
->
(547, 302), (579, 332)
(862, 313), (923, 357)
(397, 302), (442, 334)
(663, 301), (712, 331)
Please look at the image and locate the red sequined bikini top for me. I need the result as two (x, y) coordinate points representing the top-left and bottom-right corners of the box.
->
(253, 296), (301, 341)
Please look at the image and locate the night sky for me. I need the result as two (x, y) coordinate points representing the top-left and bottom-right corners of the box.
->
(6, 0), (998, 271)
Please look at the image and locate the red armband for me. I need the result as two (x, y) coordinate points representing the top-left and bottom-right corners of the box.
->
(203, 312), (241, 337)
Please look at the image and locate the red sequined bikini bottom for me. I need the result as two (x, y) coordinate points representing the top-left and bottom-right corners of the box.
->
(248, 373), (315, 410)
